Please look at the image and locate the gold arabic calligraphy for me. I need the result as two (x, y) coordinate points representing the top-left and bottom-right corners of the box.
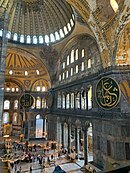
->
(96, 78), (120, 109)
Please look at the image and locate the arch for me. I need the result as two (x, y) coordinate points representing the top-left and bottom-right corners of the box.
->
(4, 100), (10, 110)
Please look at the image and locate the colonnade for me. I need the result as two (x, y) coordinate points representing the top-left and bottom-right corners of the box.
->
(57, 119), (91, 166)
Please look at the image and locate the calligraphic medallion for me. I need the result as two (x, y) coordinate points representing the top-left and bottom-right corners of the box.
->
(20, 93), (34, 108)
(96, 77), (121, 109)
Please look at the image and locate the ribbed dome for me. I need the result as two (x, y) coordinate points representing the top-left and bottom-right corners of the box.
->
(0, 0), (75, 45)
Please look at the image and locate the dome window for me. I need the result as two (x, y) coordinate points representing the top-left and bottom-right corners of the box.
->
(67, 23), (71, 31)
(20, 35), (24, 43)
(50, 33), (55, 42)
(9, 70), (13, 75)
(25, 71), (28, 76)
(64, 26), (68, 35)
(33, 36), (37, 44)
(16, 88), (19, 92)
(36, 86), (41, 91)
(39, 35), (43, 44)
(27, 35), (31, 44)
(13, 33), (18, 41)
(70, 19), (74, 27)
(7, 31), (11, 39)
(55, 31), (60, 41)
(36, 70), (39, 75)
(45, 35), (49, 44)
(42, 86), (46, 92)
(59, 29), (64, 38)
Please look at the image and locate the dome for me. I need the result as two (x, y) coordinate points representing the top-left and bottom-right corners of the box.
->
(0, 0), (75, 45)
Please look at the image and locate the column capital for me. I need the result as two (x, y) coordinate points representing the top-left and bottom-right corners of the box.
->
(82, 121), (90, 131)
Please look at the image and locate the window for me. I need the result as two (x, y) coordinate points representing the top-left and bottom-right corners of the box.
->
(6, 87), (10, 92)
(42, 98), (47, 108)
(64, 26), (68, 35)
(66, 71), (68, 78)
(67, 56), (69, 65)
(71, 50), (74, 63)
(3, 112), (9, 124)
(76, 92), (80, 109)
(9, 70), (13, 75)
(12, 112), (18, 124)
(27, 35), (31, 44)
(59, 29), (64, 38)
(82, 49), (85, 57)
(36, 114), (43, 138)
(36, 86), (41, 91)
(4, 100), (10, 110)
(7, 31), (11, 39)
(81, 62), (85, 71)
(75, 49), (78, 60)
(66, 94), (70, 109)
(50, 33), (55, 42)
(59, 75), (61, 81)
(81, 91), (86, 109)
(55, 31), (60, 40)
(63, 62), (65, 69)
(13, 33), (18, 41)
(20, 35), (24, 43)
(67, 23), (71, 31)
(110, 0), (118, 13)
(0, 30), (3, 36)
(88, 86), (92, 110)
(16, 88), (19, 92)
(36, 97), (41, 109)
(71, 93), (74, 109)
(76, 65), (78, 73)
(71, 68), (73, 76)
(57, 93), (62, 108)
(12, 88), (15, 92)
(88, 59), (92, 68)
(62, 73), (65, 80)
(42, 86), (46, 92)
(45, 35), (49, 44)
(39, 35), (43, 44)
(62, 94), (65, 109)
(14, 100), (18, 109)
(70, 19), (74, 27)
(36, 70), (39, 75)
(33, 36), (37, 44)
(25, 71), (28, 76)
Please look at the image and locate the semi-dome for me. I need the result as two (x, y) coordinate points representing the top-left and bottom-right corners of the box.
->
(0, 0), (75, 45)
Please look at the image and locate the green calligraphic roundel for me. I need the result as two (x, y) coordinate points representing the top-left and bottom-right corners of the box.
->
(20, 94), (34, 108)
(95, 77), (121, 109)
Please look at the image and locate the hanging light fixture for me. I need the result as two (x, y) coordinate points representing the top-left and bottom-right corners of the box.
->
(110, 0), (118, 13)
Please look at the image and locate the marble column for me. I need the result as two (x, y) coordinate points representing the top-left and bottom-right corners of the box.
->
(86, 91), (88, 110)
(61, 123), (65, 149)
(75, 128), (80, 160)
(68, 123), (71, 152)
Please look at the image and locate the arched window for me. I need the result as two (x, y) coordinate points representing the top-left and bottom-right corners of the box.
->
(3, 112), (9, 124)
(39, 35), (43, 44)
(20, 35), (24, 43)
(88, 86), (92, 110)
(57, 93), (62, 108)
(62, 94), (65, 109)
(88, 59), (92, 68)
(81, 62), (85, 71)
(4, 100), (10, 110)
(45, 35), (49, 44)
(55, 31), (60, 40)
(67, 23), (71, 31)
(36, 97), (41, 109)
(82, 49), (85, 57)
(12, 112), (18, 124)
(36, 86), (41, 91)
(42, 86), (46, 92)
(81, 91), (86, 110)
(33, 36), (37, 44)
(14, 100), (18, 109)
(71, 50), (74, 63)
(76, 92), (80, 109)
(7, 31), (11, 39)
(71, 93), (74, 109)
(13, 33), (18, 41)
(42, 98), (47, 108)
(27, 35), (31, 44)
(50, 33), (55, 42)
(59, 29), (64, 38)
(36, 114), (43, 138)
(67, 55), (69, 65)
(64, 26), (68, 35)
(70, 19), (74, 27)
(75, 49), (78, 60)
(66, 94), (70, 109)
